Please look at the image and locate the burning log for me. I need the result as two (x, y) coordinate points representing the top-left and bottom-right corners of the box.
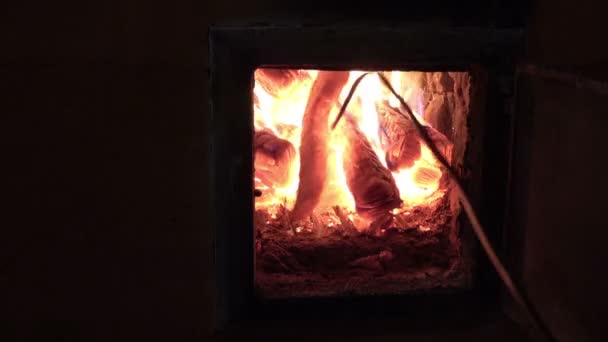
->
(255, 129), (296, 187)
(255, 69), (308, 96)
(341, 117), (402, 222)
(377, 101), (453, 171)
(291, 71), (350, 220)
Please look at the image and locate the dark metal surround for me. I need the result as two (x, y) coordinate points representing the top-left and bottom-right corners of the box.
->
(209, 26), (522, 331)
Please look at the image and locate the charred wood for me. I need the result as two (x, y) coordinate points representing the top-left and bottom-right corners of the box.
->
(332, 206), (358, 235)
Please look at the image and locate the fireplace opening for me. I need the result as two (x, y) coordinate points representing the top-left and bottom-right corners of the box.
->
(254, 68), (474, 298)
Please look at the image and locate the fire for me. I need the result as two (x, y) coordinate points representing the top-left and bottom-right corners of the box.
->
(254, 69), (449, 227)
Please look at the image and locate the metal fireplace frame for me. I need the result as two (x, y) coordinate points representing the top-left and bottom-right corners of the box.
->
(209, 26), (522, 332)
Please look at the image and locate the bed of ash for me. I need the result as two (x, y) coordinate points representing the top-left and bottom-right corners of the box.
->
(255, 194), (468, 298)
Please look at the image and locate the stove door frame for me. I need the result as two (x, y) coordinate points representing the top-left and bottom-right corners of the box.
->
(209, 26), (522, 331)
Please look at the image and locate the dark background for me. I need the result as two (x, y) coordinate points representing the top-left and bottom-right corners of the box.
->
(3, 0), (608, 341)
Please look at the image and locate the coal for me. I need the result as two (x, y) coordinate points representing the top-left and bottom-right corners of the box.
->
(254, 196), (466, 298)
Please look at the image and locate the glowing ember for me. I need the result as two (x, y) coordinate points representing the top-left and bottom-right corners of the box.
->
(254, 69), (451, 231)
(419, 225), (431, 232)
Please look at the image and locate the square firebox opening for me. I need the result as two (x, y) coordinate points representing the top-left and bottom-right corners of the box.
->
(254, 69), (473, 298)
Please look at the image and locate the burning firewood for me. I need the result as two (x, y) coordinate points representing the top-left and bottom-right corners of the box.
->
(341, 116), (402, 222)
(255, 69), (309, 96)
(254, 129), (296, 187)
(291, 71), (350, 221)
(377, 101), (453, 171)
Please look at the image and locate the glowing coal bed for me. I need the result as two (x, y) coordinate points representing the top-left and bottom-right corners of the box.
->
(254, 69), (473, 298)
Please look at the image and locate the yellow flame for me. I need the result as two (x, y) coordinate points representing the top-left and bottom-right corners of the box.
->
(253, 69), (447, 214)
(392, 144), (444, 207)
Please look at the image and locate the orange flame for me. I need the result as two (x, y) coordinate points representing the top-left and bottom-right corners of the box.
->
(254, 69), (447, 220)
